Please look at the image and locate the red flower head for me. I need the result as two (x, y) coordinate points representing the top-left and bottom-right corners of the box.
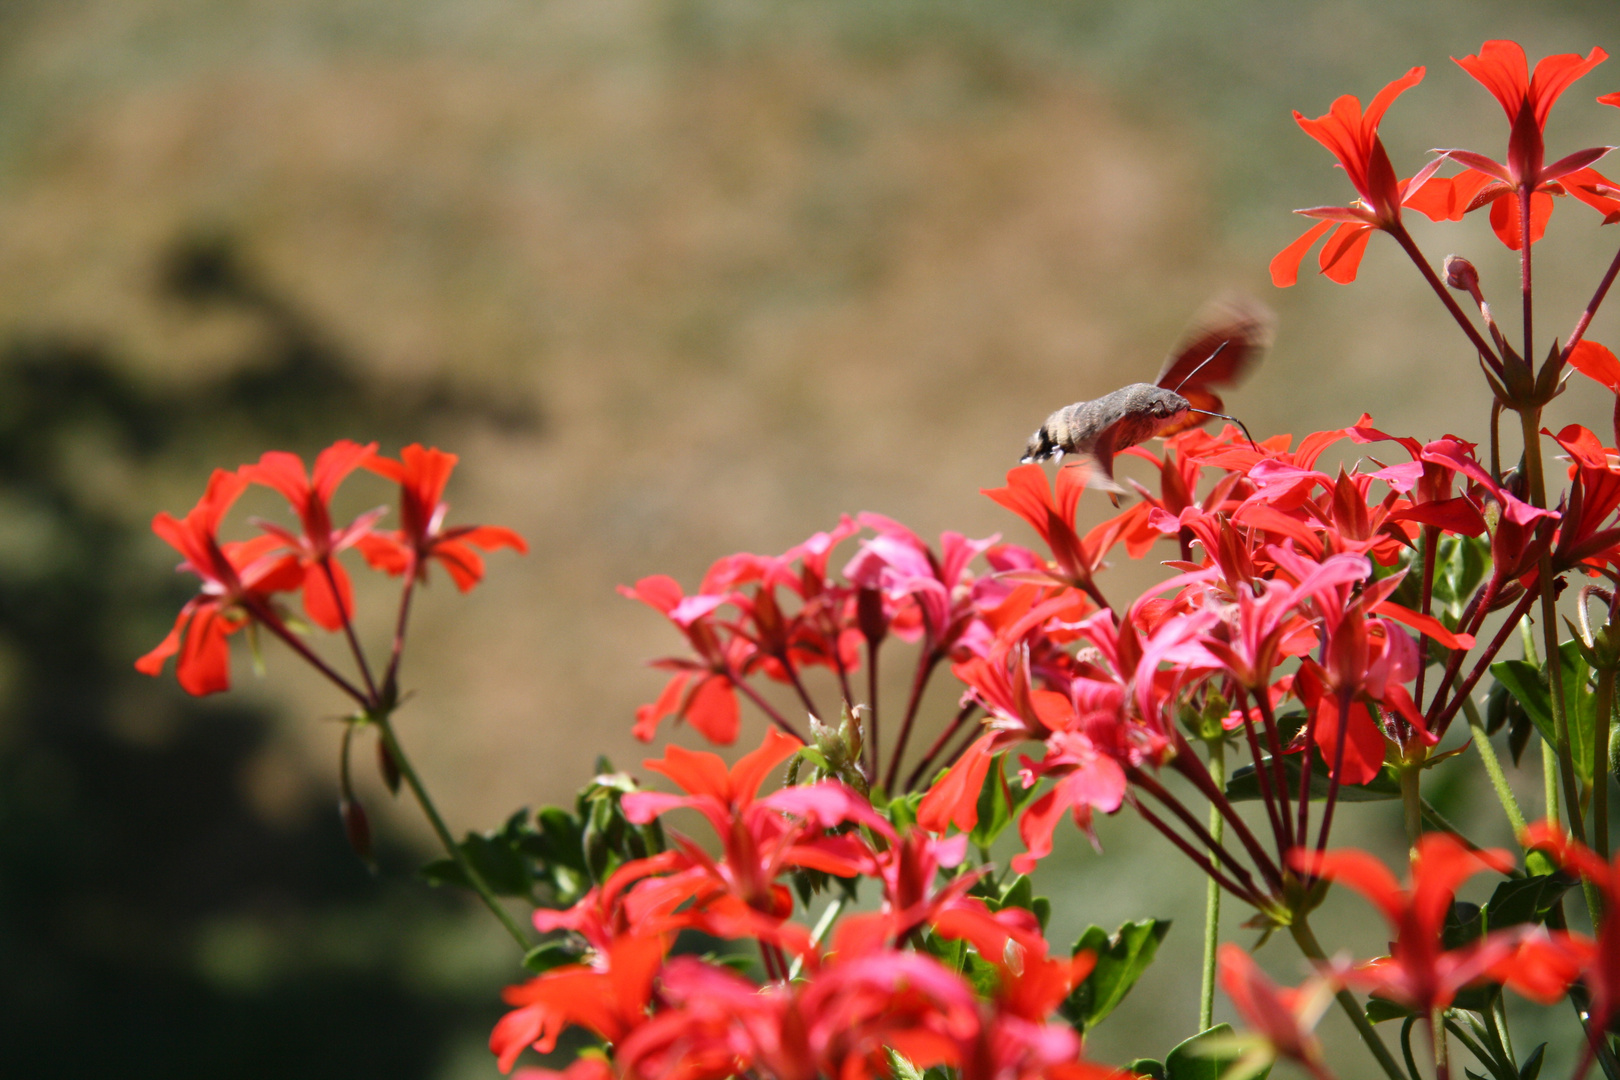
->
(1292, 833), (1517, 1016)
(240, 440), (380, 631)
(1423, 42), (1616, 250)
(136, 469), (304, 695)
(1521, 823), (1620, 1043)
(982, 464), (1142, 603)
(623, 729), (886, 927)
(1272, 67), (1441, 287)
(1549, 423), (1620, 575)
(359, 444), (527, 591)
(1218, 944), (1336, 1080)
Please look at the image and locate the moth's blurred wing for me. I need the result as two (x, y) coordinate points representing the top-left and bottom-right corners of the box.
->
(1153, 293), (1275, 394)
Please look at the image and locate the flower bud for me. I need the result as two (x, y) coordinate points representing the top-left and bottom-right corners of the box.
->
(1443, 254), (1480, 294)
(341, 796), (374, 868)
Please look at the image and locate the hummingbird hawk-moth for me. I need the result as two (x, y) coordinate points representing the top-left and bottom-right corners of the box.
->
(1021, 294), (1275, 494)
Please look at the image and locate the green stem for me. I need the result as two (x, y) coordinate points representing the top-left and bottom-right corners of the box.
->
(1519, 408), (1584, 848)
(1291, 918), (1408, 1080)
(1596, 665), (1614, 866)
(1200, 742), (1225, 1032)
(374, 713), (530, 951)
(1401, 760), (1423, 859)
(1464, 696), (1529, 835)
(1431, 1007), (1450, 1080)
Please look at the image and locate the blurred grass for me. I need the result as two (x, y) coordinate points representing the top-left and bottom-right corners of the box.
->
(5, 1), (1620, 1076)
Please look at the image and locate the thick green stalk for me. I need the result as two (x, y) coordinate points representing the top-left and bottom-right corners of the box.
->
(1401, 761), (1423, 859)
(1290, 918), (1408, 1080)
(375, 714), (531, 951)
(1199, 743), (1225, 1032)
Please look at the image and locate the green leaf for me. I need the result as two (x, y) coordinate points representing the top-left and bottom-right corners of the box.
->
(1063, 919), (1171, 1032)
(1365, 997), (1415, 1024)
(970, 754), (1037, 849)
(418, 857), (469, 889)
(1226, 754), (1401, 803)
(522, 941), (579, 974)
(1492, 643), (1601, 788)
(459, 831), (533, 896)
(1519, 1043), (1545, 1080)
(1482, 873), (1575, 932)
(1165, 1024), (1263, 1080)
(1128, 1061), (1167, 1080)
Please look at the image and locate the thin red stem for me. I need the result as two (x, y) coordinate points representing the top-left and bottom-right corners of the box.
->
(1564, 238), (1620, 361)
(1236, 689), (1290, 854)
(1429, 587), (1540, 739)
(1253, 691), (1297, 851)
(883, 647), (943, 795)
(1312, 688), (1354, 857)
(1129, 795), (1265, 907)
(245, 599), (370, 708)
(905, 701), (980, 792)
(1520, 187), (1534, 371)
(381, 555), (421, 699)
(865, 640), (882, 784)
(320, 554), (378, 700)
(726, 667), (806, 742)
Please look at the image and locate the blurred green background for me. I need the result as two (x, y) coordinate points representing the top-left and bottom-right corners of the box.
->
(6, 1), (1620, 1076)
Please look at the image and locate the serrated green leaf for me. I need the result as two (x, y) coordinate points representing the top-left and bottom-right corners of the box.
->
(1063, 919), (1171, 1032)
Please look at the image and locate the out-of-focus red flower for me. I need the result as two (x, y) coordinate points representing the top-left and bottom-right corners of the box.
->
(1427, 42), (1616, 249)
(359, 444), (527, 591)
(240, 440), (380, 630)
(491, 934), (665, 1072)
(1217, 944), (1335, 1080)
(1272, 67), (1443, 286)
(1292, 833), (1517, 1016)
(137, 469), (304, 695)
(620, 574), (751, 744)
(1523, 822), (1620, 1030)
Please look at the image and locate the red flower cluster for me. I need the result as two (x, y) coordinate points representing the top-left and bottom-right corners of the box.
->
(493, 730), (1115, 1080)
(139, 441), (527, 698)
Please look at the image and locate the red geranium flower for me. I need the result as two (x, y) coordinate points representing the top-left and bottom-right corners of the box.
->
(359, 444), (527, 591)
(1428, 41), (1616, 249)
(1271, 67), (1442, 286)
(136, 469), (304, 695)
(240, 440), (380, 631)
(1292, 833), (1518, 1016)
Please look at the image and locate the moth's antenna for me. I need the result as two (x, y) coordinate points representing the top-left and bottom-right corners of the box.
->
(1170, 341), (1231, 395)
(1187, 408), (1259, 453)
